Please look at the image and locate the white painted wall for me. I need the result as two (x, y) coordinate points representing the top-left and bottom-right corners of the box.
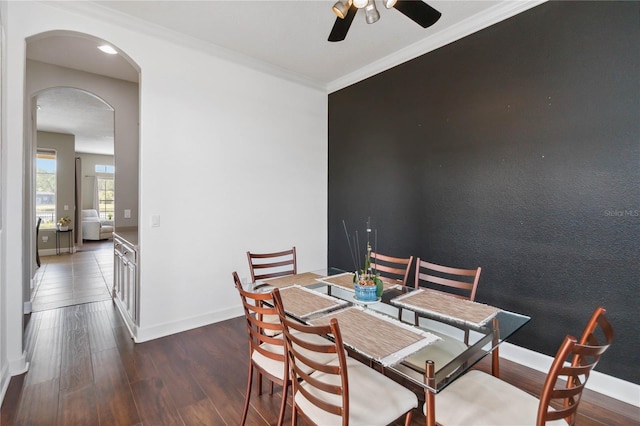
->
(135, 26), (328, 341)
(0, 0), (8, 404)
(1, 0), (30, 397)
(1, 0), (327, 393)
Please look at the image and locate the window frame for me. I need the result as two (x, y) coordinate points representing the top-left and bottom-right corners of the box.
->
(35, 149), (57, 229)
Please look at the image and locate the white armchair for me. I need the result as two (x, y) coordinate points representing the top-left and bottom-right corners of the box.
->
(81, 209), (114, 240)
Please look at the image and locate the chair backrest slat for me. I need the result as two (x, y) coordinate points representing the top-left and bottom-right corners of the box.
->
(247, 247), (297, 282)
(414, 258), (481, 301)
(536, 307), (614, 426)
(370, 252), (414, 286)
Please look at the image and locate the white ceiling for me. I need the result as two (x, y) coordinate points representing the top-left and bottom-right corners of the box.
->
(28, 0), (544, 156)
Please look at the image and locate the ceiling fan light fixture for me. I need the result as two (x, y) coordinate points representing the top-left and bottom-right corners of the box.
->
(383, 0), (398, 9)
(364, 0), (380, 24)
(353, 0), (368, 9)
(332, 0), (352, 18)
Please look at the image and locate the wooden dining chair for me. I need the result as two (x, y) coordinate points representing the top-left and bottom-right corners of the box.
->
(370, 251), (413, 286)
(426, 306), (614, 425)
(36, 217), (42, 267)
(272, 287), (418, 426)
(413, 258), (481, 325)
(414, 258), (481, 300)
(247, 246), (297, 282)
(233, 271), (290, 426)
(233, 272), (342, 425)
(402, 259), (483, 377)
(370, 251), (413, 323)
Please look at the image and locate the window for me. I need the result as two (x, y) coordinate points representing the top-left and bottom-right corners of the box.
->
(97, 177), (115, 220)
(95, 164), (115, 221)
(95, 164), (115, 174)
(36, 149), (57, 228)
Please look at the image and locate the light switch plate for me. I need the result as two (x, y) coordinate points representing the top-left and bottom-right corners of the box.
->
(124, 209), (131, 219)
(151, 215), (160, 227)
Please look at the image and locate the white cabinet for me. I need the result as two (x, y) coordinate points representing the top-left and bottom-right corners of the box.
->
(113, 233), (139, 331)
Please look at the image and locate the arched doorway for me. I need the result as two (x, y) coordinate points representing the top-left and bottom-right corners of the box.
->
(25, 31), (140, 313)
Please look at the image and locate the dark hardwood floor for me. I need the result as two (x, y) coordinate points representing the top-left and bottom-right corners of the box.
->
(2, 300), (638, 425)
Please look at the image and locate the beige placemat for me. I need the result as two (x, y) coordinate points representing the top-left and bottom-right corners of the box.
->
(320, 272), (399, 292)
(263, 272), (323, 288)
(278, 285), (348, 318)
(310, 306), (440, 366)
(392, 289), (501, 327)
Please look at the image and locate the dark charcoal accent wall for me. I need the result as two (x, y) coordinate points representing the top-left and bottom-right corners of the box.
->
(328, 1), (639, 384)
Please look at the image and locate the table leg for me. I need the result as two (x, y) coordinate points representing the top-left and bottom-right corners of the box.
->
(492, 317), (500, 377)
(425, 360), (435, 426)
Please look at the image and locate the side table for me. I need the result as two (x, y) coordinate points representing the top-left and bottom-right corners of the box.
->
(55, 228), (73, 255)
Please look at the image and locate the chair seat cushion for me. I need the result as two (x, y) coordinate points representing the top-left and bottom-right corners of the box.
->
(261, 313), (282, 337)
(296, 358), (418, 426)
(426, 370), (562, 425)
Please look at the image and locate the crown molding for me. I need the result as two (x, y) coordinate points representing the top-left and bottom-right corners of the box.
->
(39, 1), (327, 92)
(326, 0), (547, 93)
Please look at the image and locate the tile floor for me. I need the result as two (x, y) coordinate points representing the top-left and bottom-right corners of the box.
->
(32, 240), (114, 312)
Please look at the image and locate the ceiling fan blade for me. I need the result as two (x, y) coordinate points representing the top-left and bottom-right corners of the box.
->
(328, 4), (358, 42)
(393, 0), (441, 28)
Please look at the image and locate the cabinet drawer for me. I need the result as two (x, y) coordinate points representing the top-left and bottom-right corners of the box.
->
(114, 238), (137, 263)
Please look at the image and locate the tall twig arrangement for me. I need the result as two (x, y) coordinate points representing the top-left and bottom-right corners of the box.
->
(342, 218), (383, 293)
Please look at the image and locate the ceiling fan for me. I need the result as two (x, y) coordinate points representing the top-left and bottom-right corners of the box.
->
(329, 0), (442, 42)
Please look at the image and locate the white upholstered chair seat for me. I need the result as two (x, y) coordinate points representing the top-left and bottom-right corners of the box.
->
(261, 313), (282, 337)
(296, 358), (418, 426)
(426, 370), (563, 425)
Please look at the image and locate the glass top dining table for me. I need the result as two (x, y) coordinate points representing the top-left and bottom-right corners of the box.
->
(251, 268), (531, 426)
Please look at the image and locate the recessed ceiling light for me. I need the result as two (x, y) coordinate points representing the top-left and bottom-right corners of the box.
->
(98, 45), (118, 55)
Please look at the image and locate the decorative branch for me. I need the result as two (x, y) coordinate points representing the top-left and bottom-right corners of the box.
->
(343, 219), (358, 271)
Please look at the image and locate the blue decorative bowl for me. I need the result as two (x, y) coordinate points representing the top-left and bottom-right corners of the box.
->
(354, 283), (378, 302)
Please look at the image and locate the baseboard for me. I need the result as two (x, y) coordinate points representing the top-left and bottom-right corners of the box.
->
(133, 305), (245, 343)
(23, 301), (32, 314)
(39, 247), (76, 257)
(0, 363), (10, 408)
(0, 352), (30, 407)
(500, 342), (640, 407)
(9, 352), (29, 376)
